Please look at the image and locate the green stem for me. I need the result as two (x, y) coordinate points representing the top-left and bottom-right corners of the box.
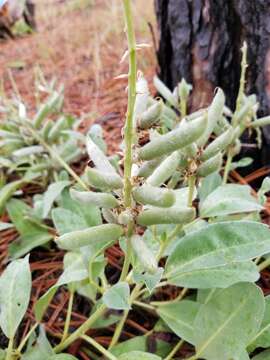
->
(222, 153), (233, 185)
(81, 335), (117, 360)
(164, 339), (185, 360)
(187, 175), (196, 207)
(133, 300), (156, 312)
(6, 337), (14, 360)
(54, 304), (107, 353)
(119, 233), (132, 282)
(17, 323), (38, 354)
(62, 290), (74, 342)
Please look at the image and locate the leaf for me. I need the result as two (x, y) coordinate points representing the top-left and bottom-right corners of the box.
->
(0, 256), (31, 338)
(165, 221), (270, 288)
(52, 208), (88, 235)
(249, 295), (270, 350)
(0, 350), (5, 360)
(34, 253), (88, 322)
(133, 268), (164, 293)
(42, 181), (70, 218)
(86, 136), (117, 174)
(119, 351), (161, 360)
(193, 283), (265, 360)
(48, 356), (78, 360)
(253, 350), (270, 360)
(200, 184), (263, 217)
(0, 222), (14, 231)
(111, 336), (171, 358)
(21, 327), (54, 360)
(6, 199), (52, 259)
(157, 300), (200, 344)
(198, 172), (222, 202)
(230, 157), (253, 171)
(103, 282), (130, 310)
(258, 177), (270, 205)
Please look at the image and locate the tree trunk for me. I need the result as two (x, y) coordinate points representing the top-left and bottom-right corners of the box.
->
(155, 0), (270, 166)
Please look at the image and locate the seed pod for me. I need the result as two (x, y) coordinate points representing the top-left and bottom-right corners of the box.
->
(146, 151), (181, 187)
(131, 235), (158, 274)
(33, 91), (63, 129)
(181, 143), (198, 158)
(87, 137), (116, 174)
(0, 130), (21, 139)
(63, 148), (82, 164)
(162, 104), (178, 122)
(70, 189), (119, 209)
(213, 116), (230, 136)
(40, 120), (53, 141)
(0, 138), (25, 151)
(86, 167), (123, 190)
(13, 145), (44, 158)
(137, 207), (195, 226)
(139, 115), (207, 160)
(118, 209), (133, 225)
(154, 76), (178, 108)
(47, 116), (67, 142)
(56, 224), (124, 250)
(251, 115), (270, 128)
(139, 100), (163, 129)
(233, 95), (256, 126)
(197, 88), (225, 147)
(137, 157), (163, 179)
(201, 127), (234, 161)
(197, 152), (222, 177)
(186, 109), (206, 122)
(132, 185), (175, 207)
(102, 209), (119, 224)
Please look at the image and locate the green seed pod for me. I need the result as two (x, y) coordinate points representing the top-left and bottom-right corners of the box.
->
(147, 151), (181, 187)
(201, 127), (234, 161)
(0, 130), (21, 140)
(70, 189), (119, 209)
(12, 145), (44, 158)
(213, 116), (230, 136)
(131, 235), (158, 274)
(139, 100), (163, 129)
(63, 148), (82, 164)
(86, 167), (123, 190)
(56, 223), (124, 250)
(181, 143), (198, 158)
(230, 139), (241, 156)
(251, 115), (270, 128)
(138, 115), (207, 160)
(132, 185), (175, 208)
(0, 138), (25, 152)
(137, 157), (164, 178)
(186, 109), (206, 122)
(233, 95), (256, 126)
(137, 207), (195, 226)
(197, 88), (225, 147)
(33, 91), (63, 129)
(162, 104), (178, 122)
(154, 76), (178, 108)
(197, 152), (223, 177)
(40, 120), (54, 141)
(47, 116), (67, 142)
(118, 209), (133, 225)
(102, 209), (119, 224)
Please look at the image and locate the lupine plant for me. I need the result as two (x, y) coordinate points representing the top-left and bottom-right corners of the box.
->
(0, 74), (86, 214)
(2, 1), (270, 359)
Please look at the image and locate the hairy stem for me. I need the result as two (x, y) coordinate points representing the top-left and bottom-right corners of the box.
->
(17, 323), (38, 354)
(81, 335), (117, 360)
(187, 175), (196, 207)
(62, 290), (74, 342)
(6, 337), (14, 360)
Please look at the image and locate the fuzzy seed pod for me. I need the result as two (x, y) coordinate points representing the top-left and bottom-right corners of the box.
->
(47, 116), (67, 142)
(40, 120), (53, 141)
(86, 167), (123, 190)
(137, 157), (164, 179)
(56, 224), (124, 250)
(13, 145), (44, 158)
(70, 189), (119, 209)
(197, 152), (223, 177)
(33, 91), (63, 129)
(201, 127), (234, 161)
(146, 151), (181, 187)
(139, 115), (207, 161)
(137, 207), (195, 226)
(139, 100), (163, 129)
(132, 185), (175, 207)
(118, 209), (133, 225)
(131, 235), (158, 274)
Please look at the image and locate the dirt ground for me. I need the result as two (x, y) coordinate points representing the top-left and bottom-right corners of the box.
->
(0, 0), (157, 151)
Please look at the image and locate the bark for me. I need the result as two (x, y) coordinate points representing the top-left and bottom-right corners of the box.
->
(155, 0), (270, 166)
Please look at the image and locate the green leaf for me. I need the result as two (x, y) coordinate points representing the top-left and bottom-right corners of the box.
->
(6, 199), (52, 258)
(0, 350), (5, 360)
(48, 355), (78, 360)
(111, 336), (171, 358)
(0, 256), (31, 338)
(258, 177), (270, 205)
(200, 184), (263, 217)
(103, 282), (130, 310)
(193, 283), (265, 360)
(42, 181), (70, 218)
(34, 253), (88, 322)
(249, 295), (270, 350)
(21, 327), (54, 360)
(119, 351), (161, 360)
(52, 208), (88, 235)
(198, 172), (222, 202)
(157, 300), (200, 344)
(230, 157), (253, 171)
(165, 221), (270, 288)
(133, 268), (164, 293)
(253, 350), (270, 360)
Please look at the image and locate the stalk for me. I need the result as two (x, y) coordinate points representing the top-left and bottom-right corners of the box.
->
(6, 337), (14, 360)
(119, 0), (137, 281)
(81, 335), (117, 360)
(164, 339), (185, 360)
(62, 290), (74, 342)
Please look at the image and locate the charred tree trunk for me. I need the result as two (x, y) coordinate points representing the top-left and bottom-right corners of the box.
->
(155, 0), (270, 166)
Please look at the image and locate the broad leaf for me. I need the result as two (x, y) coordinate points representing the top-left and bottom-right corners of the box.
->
(0, 256), (31, 338)
(157, 300), (200, 344)
(249, 295), (270, 350)
(103, 282), (130, 310)
(258, 177), (270, 205)
(7, 199), (52, 258)
(253, 350), (270, 360)
(52, 208), (88, 235)
(198, 172), (222, 202)
(42, 181), (70, 218)
(193, 283), (265, 360)
(22, 327), (54, 360)
(133, 268), (164, 293)
(165, 221), (270, 288)
(200, 184), (263, 217)
(119, 351), (161, 360)
(34, 253), (88, 322)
